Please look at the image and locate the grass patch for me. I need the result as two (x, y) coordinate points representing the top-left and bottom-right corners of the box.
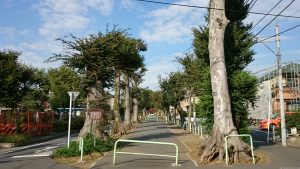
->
(52, 134), (116, 158)
(0, 134), (30, 145)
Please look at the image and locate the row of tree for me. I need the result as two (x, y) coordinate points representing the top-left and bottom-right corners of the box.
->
(0, 50), (83, 112)
(47, 27), (148, 136)
(1, 27), (154, 137)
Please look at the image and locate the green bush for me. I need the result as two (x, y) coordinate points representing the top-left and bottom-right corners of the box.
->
(53, 115), (85, 133)
(54, 141), (80, 157)
(52, 134), (117, 158)
(71, 115), (85, 130)
(286, 113), (300, 131)
(0, 134), (30, 144)
(53, 120), (68, 132)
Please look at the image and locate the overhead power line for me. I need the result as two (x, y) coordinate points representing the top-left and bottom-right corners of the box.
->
(253, 0), (295, 37)
(249, 0), (258, 10)
(260, 24), (300, 42)
(255, 37), (277, 56)
(135, 0), (300, 19)
(250, 0), (283, 31)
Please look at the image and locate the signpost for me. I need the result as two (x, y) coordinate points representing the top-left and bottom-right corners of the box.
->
(67, 91), (80, 148)
(89, 109), (104, 147)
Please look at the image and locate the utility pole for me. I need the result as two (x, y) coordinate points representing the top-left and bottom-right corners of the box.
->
(276, 25), (287, 146)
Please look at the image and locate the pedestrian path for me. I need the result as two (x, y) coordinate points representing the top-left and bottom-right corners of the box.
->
(91, 121), (300, 169)
(91, 122), (197, 169)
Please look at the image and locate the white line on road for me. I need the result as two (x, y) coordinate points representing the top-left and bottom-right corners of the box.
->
(0, 134), (78, 156)
(0, 138), (64, 156)
(11, 152), (52, 158)
(34, 146), (58, 153)
(251, 128), (269, 134)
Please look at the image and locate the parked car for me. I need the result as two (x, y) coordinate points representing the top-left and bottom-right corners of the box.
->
(259, 112), (296, 130)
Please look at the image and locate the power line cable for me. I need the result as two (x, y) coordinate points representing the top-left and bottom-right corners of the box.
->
(249, 0), (258, 10)
(277, 8), (300, 24)
(260, 24), (300, 42)
(135, 0), (300, 19)
(253, 0), (295, 37)
(255, 37), (277, 56)
(250, 0), (283, 31)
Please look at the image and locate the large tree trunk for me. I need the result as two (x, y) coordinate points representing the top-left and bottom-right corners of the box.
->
(79, 81), (101, 137)
(124, 73), (131, 129)
(113, 71), (126, 135)
(188, 90), (192, 131)
(176, 103), (185, 127)
(199, 0), (251, 164)
(132, 79), (139, 123)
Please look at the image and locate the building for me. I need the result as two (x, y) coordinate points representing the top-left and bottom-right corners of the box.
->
(249, 62), (300, 119)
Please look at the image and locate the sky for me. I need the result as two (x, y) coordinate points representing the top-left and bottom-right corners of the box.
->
(1, 0), (300, 90)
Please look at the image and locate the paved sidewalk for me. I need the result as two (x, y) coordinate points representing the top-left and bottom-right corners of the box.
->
(92, 122), (300, 169)
(91, 122), (197, 169)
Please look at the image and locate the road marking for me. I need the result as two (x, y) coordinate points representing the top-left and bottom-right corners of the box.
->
(253, 141), (265, 143)
(34, 146), (58, 153)
(251, 128), (269, 134)
(11, 151), (52, 158)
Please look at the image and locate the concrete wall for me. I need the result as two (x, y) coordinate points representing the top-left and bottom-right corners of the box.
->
(249, 81), (272, 120)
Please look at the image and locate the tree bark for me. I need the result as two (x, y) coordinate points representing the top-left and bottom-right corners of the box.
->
(124, 73), (131, 128)
(79, 81), (101, 138)
(188, 89), (192, 130)
(132, 79), (139, 123)
(113, 71), (125, 135)
(176, 103), (185, 127)
(199, 0), (251, 164)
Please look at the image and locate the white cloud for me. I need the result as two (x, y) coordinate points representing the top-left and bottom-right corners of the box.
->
(18, 51), (62, 69)
(245, 0), (300, 33)
(140, 0), (208, 43)
(121, 0), (135, 11)
(0, 27), (15, 39)
(141, 53), (184, 90)
(36, 0), (114, 40)
(85, 0), (114, 15)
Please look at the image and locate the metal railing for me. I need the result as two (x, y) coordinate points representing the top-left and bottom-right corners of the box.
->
(145, 114), (159, 122)
(225, 134), (255, 166)
(113, 139), (179, 166)
(79, 137), (84, 162)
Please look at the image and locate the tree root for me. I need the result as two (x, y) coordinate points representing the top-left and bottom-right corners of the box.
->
(199, 133), (252, 164)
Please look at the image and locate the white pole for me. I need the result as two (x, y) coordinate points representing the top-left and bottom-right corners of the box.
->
(67, 93), (73, 148)
(267, 97), (271, 143)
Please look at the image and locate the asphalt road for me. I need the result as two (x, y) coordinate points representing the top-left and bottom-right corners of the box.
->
(250, 126), (276, 147)
(0, 126), (283, 169)
(0, 134), (78, 169)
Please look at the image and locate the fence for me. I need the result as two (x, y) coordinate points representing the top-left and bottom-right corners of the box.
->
(0, 111), (54, 136)
(113, 139), (179, 166)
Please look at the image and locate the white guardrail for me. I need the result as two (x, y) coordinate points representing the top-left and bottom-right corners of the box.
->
(145, 114), (159, 122)
(225, 134), (255, 166)
(113, 139), (179, 166)
(79, 137), (84, 162)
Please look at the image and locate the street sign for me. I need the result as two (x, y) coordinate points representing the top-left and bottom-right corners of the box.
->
(89, 109), (104, 120)
(68, 91), (80, 101)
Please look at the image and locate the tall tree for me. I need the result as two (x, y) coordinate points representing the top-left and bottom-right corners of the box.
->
(0, 50), (21, 109)
(123, 38), (146, 128)
(159, 72), (185, 126)
(131, 67), (147, 123)
(47, 33), (113, 137)
(47, 65), (81, 110)
(198, 0), (255, 163)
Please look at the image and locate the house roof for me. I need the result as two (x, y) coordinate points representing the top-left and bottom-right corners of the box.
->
(259, 62), (300, 82)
